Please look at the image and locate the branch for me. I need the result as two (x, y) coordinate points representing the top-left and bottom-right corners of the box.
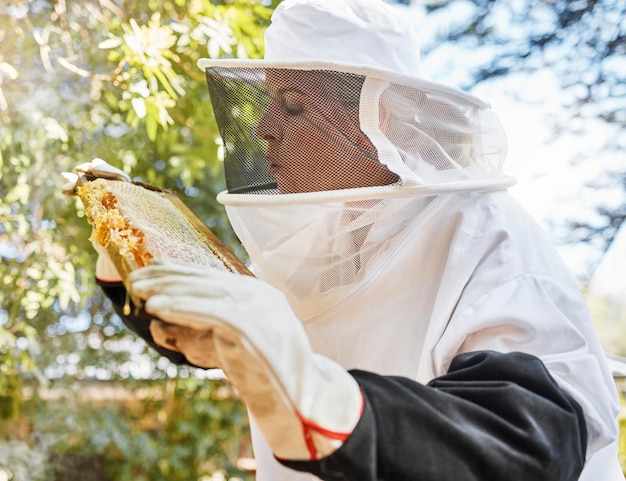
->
(55, 56), (111, 81)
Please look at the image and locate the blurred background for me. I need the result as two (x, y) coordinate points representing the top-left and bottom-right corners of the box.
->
(0, 0), (624, 479)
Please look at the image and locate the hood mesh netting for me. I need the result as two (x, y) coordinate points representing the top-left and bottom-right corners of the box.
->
(204, 66), (508, 196)
(204, 66), (509, 317)
(224, 195), (434, 319)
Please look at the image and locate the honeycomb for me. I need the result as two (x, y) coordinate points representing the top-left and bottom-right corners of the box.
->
(77, 178), (251, 280)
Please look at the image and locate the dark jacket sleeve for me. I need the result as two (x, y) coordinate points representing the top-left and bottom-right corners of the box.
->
(281, 350), (587, 481)
(97, 279), (194, 366)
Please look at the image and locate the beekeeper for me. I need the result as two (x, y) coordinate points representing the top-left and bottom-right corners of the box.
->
(71, 0), (622, 480)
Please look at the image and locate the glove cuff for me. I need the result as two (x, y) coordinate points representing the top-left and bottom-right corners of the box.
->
(290, 386), (364, 461)
(215, 331), (363, 461)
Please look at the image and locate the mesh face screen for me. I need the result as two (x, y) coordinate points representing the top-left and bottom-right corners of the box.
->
(205, 67), (400, 195)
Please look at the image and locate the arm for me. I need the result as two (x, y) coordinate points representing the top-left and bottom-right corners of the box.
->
(125, 262), (587, 480)
(282, 350), (587, 481)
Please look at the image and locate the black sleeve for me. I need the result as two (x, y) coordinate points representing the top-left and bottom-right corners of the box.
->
(281, 350), (587, 481)
(97, 279), (194, 366)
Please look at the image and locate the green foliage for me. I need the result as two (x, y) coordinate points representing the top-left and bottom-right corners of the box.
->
(0, 0), (276, 477)
(0, 0), (270, 387)
(0, 377), (252, 480)
(26, 378), (251, 481)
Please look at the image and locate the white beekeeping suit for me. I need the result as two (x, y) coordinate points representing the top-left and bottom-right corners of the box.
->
(194, 1), (621, 480)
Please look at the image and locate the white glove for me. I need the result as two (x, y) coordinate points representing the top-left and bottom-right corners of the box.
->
(62, 158), (130, 282)
(61, 157), (131, 195)
(128, 258), (363, 461)
(92, 237), (123, 283)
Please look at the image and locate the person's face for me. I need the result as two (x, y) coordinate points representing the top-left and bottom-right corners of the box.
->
(255, 70), (399, 194)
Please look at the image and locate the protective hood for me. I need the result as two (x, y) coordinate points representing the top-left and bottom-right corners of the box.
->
(198, 0), (515, 205)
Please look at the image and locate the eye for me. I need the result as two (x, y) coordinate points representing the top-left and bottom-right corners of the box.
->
(281, 90), (304, 115)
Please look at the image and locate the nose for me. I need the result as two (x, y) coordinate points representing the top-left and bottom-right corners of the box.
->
(256, 102), (282, 142)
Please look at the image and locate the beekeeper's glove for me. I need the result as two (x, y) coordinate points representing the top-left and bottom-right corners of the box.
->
(61, 158), (130, 282)
(61, 157), (131, 195)
(149, 320), (219, 369)
(129, 258), (363, 461)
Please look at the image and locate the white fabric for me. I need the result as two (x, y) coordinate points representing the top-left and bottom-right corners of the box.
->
(224, 191), (622, 481)
(128, 260), (362, 460)
(77, 157), (131, 182)
(264, 0), (421, 77)
(225, 196), (432, 320)
(62, 157), (130, 279)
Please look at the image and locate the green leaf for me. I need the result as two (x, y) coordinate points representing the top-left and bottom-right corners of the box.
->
(146, 115), (158, 141)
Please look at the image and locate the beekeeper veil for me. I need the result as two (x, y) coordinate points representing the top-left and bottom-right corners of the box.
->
(198, 0), (514, 320)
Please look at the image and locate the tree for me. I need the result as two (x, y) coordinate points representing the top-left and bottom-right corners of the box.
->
(1, 1), (278, 477)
